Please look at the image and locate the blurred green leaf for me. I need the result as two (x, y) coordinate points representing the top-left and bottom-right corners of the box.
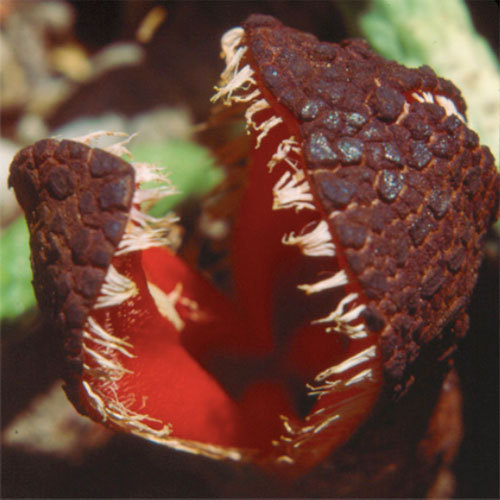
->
(0, 217), (36, 320)
(360, 0), (500, 164)
(129, 139), (224, 217)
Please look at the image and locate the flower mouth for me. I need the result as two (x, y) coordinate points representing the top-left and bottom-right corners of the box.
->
(72, 103), (382, 468)
(8, 14), (500, 477)
(9, 95), (382, 474)
(204, 23), (384, 464)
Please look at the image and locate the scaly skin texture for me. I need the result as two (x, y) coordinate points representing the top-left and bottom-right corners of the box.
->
(8, 139), (135, 409)
(242, 14), (500, 395)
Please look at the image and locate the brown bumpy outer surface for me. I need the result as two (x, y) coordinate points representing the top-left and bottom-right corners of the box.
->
(243, 14), (500, 395)
(8, 139), (135, 406)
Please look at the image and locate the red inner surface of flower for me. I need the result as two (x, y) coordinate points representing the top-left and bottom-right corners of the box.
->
(226, 80), (381, 463)
(80, 70), (381, 471)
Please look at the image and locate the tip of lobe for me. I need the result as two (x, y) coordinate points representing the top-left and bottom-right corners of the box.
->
(244, 14), (281, 30)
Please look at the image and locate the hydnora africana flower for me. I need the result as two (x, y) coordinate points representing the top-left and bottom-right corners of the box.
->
(8, 15), (499, 476)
